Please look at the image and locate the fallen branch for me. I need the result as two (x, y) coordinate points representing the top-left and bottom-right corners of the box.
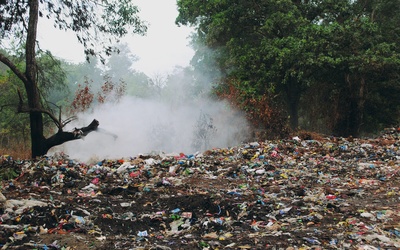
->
(43, 119), (100, 154)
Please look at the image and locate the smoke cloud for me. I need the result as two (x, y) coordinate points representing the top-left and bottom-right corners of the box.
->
(52, 95), (250, 162)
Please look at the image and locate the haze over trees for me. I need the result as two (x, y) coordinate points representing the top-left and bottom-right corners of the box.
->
(176, 0), (400, 137)
(0, 0), (147, 157)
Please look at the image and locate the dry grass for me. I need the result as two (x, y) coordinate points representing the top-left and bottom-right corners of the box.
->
(0, 143), (31, 160)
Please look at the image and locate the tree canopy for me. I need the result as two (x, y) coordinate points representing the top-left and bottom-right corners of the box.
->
(176, 0), (400, 137)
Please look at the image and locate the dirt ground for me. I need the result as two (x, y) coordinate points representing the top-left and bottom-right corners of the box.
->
(0, 129), (399, 249)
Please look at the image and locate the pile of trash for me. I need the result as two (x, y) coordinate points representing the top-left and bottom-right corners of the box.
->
(0, 128), (399, 249)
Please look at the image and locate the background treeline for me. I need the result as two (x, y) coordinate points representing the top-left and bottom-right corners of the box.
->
(0, 44), (208, 156)
(1, 0), (400, 157)
(176, 0), (400, 138)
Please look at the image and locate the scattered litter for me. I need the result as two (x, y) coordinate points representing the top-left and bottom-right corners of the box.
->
(0, 128), (399, 248)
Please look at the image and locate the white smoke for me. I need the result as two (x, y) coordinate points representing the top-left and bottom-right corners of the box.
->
(52, 95), (250, 162)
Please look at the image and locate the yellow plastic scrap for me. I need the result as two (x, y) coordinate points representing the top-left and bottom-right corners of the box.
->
(251, 152), (259, 160)
(12, 231), (27, 241)
(337, 221), (348, 227)
(219, 232), (233, 240)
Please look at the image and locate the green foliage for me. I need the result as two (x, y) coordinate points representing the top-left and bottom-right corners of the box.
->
(124, 71), (154, 98)
(0, 50), (30, 148)
(1, 0), (147, 62)
(0, 49), (72, 148)
(36, 50), (68, 96)
(304, 0), (400, 135)
(103, 43), (155, 99)
(177, 0), (400, 137)
(0, 166), (19, 181)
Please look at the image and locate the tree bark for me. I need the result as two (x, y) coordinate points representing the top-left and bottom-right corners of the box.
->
(285, 77), (300, 130)
(346, 74), (366, 137)
(333, 74), (366, 137)
(24, 0), (45, 158)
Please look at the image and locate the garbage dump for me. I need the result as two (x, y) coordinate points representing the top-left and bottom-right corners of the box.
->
(0, 128), (399, 249)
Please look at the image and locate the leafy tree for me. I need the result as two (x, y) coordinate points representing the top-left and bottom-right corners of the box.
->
(105, 43), (138, 80)
(176, 0), (400, 137)
(0, 0), (147, 157)
(0, 49), (65, 152)
(176, 0), (312, 132)
(299, 0), (400, 136)
(62, 56), (103, 95)
(0, 68), (30, 150)
(124, 71), (153, 98)
(102, 43), (156, 99)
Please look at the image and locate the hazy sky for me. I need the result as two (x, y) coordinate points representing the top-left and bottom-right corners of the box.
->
(37, 0), (195, 76)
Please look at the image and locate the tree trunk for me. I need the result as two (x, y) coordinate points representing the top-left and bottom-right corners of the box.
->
(288, 99), (299, 130)
(29, 112), (45, 158)
(346, 74), (366, 137)
(334, 74), (366, 137)
(285, 77), (300, 130)
(25, 0), (44, 158)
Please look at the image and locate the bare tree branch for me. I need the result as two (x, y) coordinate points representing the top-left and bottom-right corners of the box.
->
(0, 103), (18, 112)
(0, 53), (28, 84)
(17, 88), (63, 130)
(63, 116), (78, 127)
